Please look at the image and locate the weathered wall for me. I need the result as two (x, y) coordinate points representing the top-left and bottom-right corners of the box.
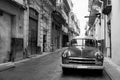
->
(0, 12), (11, 63)
(0, 1), (24, 38)
(29, 1), (52, 52)
(111, 0), (120, 66)
(0, 0), (24, 62)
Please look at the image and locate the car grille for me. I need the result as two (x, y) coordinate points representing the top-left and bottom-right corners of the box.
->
(68, 57), (96, 65)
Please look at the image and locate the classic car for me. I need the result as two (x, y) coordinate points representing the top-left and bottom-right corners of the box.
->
(61, 36), (104, 73)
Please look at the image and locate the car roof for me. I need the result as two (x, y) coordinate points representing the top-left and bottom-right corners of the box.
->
(72, 36), (96, 40)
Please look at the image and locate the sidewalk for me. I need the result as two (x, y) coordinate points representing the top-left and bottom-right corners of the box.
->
(104, 57), (120, 80)
(0, 52), (52, 72)
(14, 52), (52, 64)
(0, 47), (67, 72)
(0, 62), (15, 71)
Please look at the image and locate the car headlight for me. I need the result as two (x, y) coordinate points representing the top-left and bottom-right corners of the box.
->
(62, 50), (71, 58)
(68, 51), (71, 56)
(62, 50), (67, 58)
(95, 52), (104, 60)
(62, 50), (71, 64)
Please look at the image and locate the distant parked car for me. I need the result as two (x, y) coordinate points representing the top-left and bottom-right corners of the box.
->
(61, 36), (104, 73)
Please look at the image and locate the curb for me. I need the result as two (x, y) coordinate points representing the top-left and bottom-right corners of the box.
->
(104, 57), (120, 80)
(0, 52), (52, 72)
(0, 62), (15, 72)
(14, 52), (52, 64)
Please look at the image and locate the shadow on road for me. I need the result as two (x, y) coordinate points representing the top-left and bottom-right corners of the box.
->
(62, 69), (103, 77)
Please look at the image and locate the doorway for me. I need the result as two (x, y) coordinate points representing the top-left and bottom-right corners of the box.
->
(28, 17), (38, 54)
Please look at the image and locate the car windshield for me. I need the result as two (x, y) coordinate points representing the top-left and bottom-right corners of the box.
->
(70, 38), (96, 47)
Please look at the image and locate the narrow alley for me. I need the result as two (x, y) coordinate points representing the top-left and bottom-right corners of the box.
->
(0, 50), (111, 80)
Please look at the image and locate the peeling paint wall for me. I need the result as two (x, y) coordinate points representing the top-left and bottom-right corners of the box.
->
(0, 0), (24, 38)
(0, 12), (11, 63)
(0, 0), (24, 62)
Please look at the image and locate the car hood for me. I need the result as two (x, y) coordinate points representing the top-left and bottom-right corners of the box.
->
(68, 46), (99, 58)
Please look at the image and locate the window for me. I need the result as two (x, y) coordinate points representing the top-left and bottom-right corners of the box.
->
(85, 39), (96, 47)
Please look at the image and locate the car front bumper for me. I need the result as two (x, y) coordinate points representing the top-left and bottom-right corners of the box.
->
(61, 64), (104, 70)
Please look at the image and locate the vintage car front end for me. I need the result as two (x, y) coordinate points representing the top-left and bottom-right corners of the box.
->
(61, 49), (104, 71)
(61, 36), (104, 73)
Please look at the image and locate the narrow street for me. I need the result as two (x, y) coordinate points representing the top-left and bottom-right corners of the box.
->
(0, 50), (111, 80)
(0, 0), (120, 80)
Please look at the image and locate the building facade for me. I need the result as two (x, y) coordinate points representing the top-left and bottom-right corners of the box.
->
(51, 0), (67, 50)
(69, 12), (80, 40)
(87, 0), (120, 66)
(87, 0), (106, 54)
(0, 0), (81, 63)
(26, 0), (55, 53)
(0, 0), (26, 63)
(94, 0), (120, 68)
